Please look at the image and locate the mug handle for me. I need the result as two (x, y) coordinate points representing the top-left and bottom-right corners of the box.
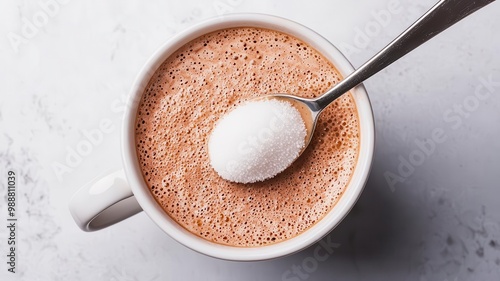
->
(69, 169), (143, 231)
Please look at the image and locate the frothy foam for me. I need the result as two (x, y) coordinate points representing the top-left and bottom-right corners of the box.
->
(135, 27), (360, 247)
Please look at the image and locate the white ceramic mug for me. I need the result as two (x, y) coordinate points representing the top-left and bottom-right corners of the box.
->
(69, 13), (375, 261)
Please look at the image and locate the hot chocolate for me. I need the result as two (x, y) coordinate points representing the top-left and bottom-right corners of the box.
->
(135, 27), (360, 247)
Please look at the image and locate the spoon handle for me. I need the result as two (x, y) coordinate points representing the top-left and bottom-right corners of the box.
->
(315, 0), (496, 109)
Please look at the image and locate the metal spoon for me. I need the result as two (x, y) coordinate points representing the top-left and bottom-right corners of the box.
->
(263, 0), (495, 159)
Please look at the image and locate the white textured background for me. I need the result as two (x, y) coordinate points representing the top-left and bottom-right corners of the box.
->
(1, 0), (499, 280)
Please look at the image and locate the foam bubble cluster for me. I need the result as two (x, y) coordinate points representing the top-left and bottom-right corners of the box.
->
(208, 99), (306, 183)
(135, 27), (360, 247)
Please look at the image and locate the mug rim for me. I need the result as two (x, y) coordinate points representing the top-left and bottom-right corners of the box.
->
(122, 13), (375, 261)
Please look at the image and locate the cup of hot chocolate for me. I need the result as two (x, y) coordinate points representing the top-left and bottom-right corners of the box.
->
(69, 13), (375, 261)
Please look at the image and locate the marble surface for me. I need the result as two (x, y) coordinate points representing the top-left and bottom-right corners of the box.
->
(1, 0), (499, 280)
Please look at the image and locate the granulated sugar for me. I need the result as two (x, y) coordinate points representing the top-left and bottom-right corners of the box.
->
(208, 99), (306, 183)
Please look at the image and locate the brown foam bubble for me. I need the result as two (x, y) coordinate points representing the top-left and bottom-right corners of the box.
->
(135, 27), (360, 247)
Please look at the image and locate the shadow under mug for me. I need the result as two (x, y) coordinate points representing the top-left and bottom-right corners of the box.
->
(69, 13), (375, 261)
